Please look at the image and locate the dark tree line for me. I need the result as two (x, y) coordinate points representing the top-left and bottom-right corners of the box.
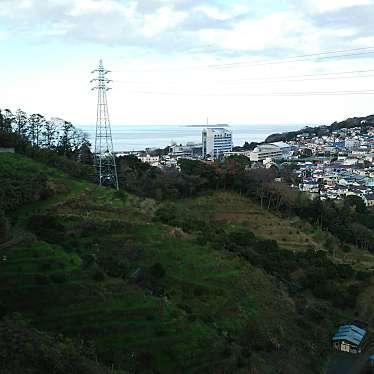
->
(0, 317), (109, 374)
(0, 108), (90, 157)
(0, 108), (94, 180)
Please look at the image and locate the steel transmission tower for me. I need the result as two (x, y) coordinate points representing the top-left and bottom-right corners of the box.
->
(91, 60), (119, 189)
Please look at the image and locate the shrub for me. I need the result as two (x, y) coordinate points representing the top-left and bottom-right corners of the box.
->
(0, 318), (107, 374)
(28, 214), (65, 243)
(92, 269), (106, 282)
(342, 245), (351, 253)
(113, 189), (127, 202)
(356, 271), (371, 281)
(98, 255), (128, 278)
(227, 229), (256, 247)
(0, 209), (10, 243)
(150, 263), (166, 278)
(153, 203), (177, 225)
(50, 272), (67, 284)
(34, 274), (51, 285)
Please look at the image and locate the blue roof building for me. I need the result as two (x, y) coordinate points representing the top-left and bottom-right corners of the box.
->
(332, 324), (367, 354)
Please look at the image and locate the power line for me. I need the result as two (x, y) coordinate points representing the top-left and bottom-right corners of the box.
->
(111, 46), (374, 73)
(122, 89), (374, 97)
(217, 68), (374, 82)
(209, 46), (374, 67)
(211, 51), (374, 70)
(221, 73), (374, 84)
(112, 71), (374, 86)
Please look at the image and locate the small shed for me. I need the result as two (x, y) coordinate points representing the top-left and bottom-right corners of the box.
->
(332, 324), (367, 354)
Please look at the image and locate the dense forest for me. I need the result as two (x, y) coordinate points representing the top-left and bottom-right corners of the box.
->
(1, 110), (374, 373)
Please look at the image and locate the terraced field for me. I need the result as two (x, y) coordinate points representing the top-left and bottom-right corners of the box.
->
(176, 192), (323, 251)
(177, 192), (374, 273)
(1, 153), (367, 373)
(0, 170), (300, 372)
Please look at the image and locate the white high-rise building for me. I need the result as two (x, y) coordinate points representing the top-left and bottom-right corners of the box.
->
(202, 128), (233, 159)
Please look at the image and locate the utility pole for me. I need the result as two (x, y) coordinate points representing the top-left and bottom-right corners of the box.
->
(91, 60), (119, 189)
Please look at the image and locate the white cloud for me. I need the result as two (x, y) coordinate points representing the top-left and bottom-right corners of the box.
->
(0, 31), (8, 41)
(356, 35), (374, 46)
(194, 4), (249, 21)
(0, 0), (372, 55)
(69, 0), (125, 15)
(18, 0), (33, 9)
(142, 7), (187, 37)
(303, 0), (373, 13)
(1, 0), (374, 126)
(197, 11), (322, 52)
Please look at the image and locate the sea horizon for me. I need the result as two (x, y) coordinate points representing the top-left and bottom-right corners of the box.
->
(78, 123), (307, 152)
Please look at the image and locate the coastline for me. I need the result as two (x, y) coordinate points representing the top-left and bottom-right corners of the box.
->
(79, 123), (305, 152)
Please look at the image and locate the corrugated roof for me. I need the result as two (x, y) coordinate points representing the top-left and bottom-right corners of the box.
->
(332, 325), (366, 346)
(339, 325), (366, 336)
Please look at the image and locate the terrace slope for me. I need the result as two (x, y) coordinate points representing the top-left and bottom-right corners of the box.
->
(0, 153), (372, 373)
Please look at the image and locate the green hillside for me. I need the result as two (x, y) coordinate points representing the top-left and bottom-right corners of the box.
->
(0, 153), (372, 373)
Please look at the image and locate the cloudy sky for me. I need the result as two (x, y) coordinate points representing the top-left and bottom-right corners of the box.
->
(1, 0), (374, 126)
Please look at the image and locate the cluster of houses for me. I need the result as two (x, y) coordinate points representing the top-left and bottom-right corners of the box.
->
(297, 163), (374, 206)
(130, 123), (374, 207)
(293, 125), (374, 207)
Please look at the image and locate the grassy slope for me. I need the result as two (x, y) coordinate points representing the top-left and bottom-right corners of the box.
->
(178, 192), (374, 272)
(1, 153), (371, 373)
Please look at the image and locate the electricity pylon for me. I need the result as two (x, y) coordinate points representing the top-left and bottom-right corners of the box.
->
(91, 60), (119, 189)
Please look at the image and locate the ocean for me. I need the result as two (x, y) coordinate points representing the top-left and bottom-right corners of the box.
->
(78, 124), (304, 152)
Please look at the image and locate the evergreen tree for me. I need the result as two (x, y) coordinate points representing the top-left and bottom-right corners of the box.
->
(78, 142), (94, 164)
(57, 120), (74, 155)
(28, 114), (45, 147)
(2, 109), (14, 133)
(15, 109), (28, 136)
(41, 120), (57, 149)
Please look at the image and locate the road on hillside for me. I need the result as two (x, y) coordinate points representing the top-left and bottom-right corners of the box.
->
(326, 348), (374, 374)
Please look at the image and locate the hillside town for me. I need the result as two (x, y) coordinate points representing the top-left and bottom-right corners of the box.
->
(287, 123), (374, 207)
(129, 121), (374, 207)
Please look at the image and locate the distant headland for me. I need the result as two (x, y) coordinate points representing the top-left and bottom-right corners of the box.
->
(185, 124), (230, 127)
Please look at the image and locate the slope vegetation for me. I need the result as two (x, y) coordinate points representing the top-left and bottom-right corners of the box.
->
(0, 153), (372, 373)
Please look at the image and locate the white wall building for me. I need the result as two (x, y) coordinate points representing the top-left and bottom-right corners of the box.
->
(169, 143), (202, 158)
(202, 128), (233, 159)
(271, 142), (293, 158)
(250, 144), (283, 162)
(345, 139), (360, 149)
(137, 154), (160, 166)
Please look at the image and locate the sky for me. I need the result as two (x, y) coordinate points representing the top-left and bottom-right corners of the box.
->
(1, 0), (374, 126)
